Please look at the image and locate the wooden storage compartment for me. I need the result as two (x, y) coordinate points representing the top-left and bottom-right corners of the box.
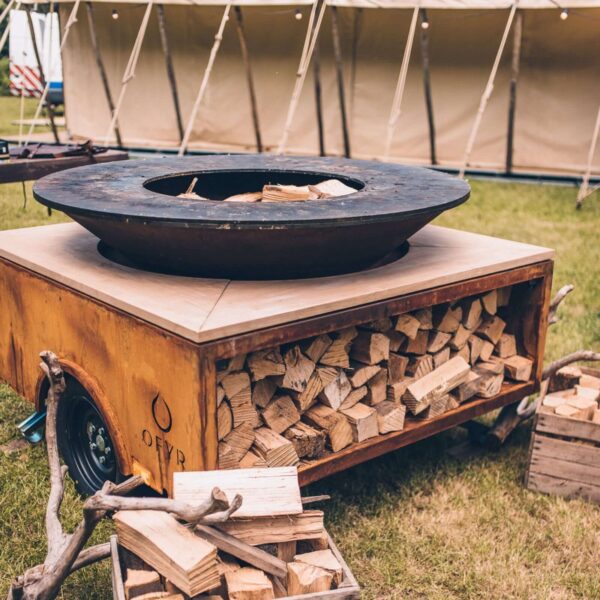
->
(215, 278), (548, 484)
(111, 533), (360, 600)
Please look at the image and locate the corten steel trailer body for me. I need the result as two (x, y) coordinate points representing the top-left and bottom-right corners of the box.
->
(0, 223), (553, 496)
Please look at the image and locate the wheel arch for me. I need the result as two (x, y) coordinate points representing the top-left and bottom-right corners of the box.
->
(35, 358), (132, 476)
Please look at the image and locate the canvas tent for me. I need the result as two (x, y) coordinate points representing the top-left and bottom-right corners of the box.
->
(22, 0), (600, 176)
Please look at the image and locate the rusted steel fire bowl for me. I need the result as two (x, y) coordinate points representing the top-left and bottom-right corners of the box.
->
(33, 155), (470, 279)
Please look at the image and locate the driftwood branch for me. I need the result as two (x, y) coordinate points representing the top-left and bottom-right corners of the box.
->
(8, 351), (241, 600)
(548, 284), (574, 325)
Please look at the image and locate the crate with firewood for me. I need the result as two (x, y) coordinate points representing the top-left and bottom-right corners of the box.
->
(111, 468), (360, 599)
(216, 283), (541, 479)
(525, 367), (600, 503)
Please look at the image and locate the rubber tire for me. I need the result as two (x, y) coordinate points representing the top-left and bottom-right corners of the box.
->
(56, 377), (121, 496)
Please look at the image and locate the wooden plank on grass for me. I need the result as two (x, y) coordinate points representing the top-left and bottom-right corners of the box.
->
(173, 467), (302, 518)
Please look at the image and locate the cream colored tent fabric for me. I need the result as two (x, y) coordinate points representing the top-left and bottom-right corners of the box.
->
(59, 2), (600, 175)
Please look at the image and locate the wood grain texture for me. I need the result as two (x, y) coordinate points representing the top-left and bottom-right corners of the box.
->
(0, 224), (553, 344)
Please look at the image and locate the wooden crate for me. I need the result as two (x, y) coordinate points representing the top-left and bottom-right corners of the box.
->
(110, 533), (361, 600)
(526, 370), (600, 503)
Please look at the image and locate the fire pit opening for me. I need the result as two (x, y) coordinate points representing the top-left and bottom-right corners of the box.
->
(143, 169), (365, 202)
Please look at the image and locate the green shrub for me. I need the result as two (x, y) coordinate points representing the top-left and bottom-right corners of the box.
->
(0, 56), (9, 96)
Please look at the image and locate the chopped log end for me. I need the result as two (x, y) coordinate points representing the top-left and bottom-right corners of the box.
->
(287, 561), (333, 596)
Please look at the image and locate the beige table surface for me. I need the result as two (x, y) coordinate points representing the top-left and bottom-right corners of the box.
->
(0, 223), (553, 343)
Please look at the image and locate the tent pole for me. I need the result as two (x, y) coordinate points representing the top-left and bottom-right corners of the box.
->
(576, 102), (600, 208)
(178, 3), (231, 156)
(313, 39), (325, 156)
(277, 0), (327, 155)
(233, 6), (262, 153)
(85, 2), (122, 147)
(25, 5), (59, 143)
(348, 7), (362, 134)
(419, 8), (436, 165)
(157, 4), (184, 143)
(24, 0), (80, 146)
(0, 1), (21, 72)
(330, 6), (350, 158)
(505, 9), (522, 174)
(104, 0), (155, 147)
(459, 2), (517, 179)
(383, 7), (418, 161)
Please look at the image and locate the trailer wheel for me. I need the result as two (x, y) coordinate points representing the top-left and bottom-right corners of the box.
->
(56, 377), (121, 496)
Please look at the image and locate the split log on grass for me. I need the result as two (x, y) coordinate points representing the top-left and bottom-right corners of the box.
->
(287, 562), (333, 595)
(350, 331), (390, 365)
(374, 401), (406, 433)
(284, 422), (325, 459)
(247, 349), (286, 381)
(304, 404), (353, 452)
(340, 402), (379, 442)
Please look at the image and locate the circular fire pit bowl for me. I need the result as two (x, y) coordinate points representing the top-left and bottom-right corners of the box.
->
(33, 155), (470, 279)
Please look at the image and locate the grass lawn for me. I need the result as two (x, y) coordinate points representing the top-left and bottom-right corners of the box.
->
(0, 114), (599, 597)
(0, 96), (57, 139)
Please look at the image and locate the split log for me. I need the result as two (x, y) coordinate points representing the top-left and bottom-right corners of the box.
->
(217, 402), (233, 441)
(477, 315), (506, 344)
(247, 350), (286, 381)
(575, 384), (600, 401)
(291, 370), (325, 412)
(365, 369), (387, 405)
(253, 428), (299, 467)
(427, 330), (451, 353)
(497, 286), (512, 307)
(304, 404), (353, 452)
(451, 345), (471, 364)
(414, 307), (433, 330)
(434, 304), (463, 333)
(282, 347), (315, 392)
(361, 317), (393, 332)
(554, 404), (580, 418)
(340, 403), (379, 442)
(481, 290), (497, 315)
(403, 356), (470, 415)
(417, 394), (449, 419)
(548, 365), (582, 392)
(339, 385), (368, 410)
(253, 379), (278, 409)
(462, 298), (482, 330)
(473, 362), (504, 398)
(217, 386), (226, 407)
(125, 569), (163, 599)
(406, 354), (433, 378)
(405, 330), (429, 354)
(432, 347), (451, 369)
(284, 422), (326, 459)
(239, 451), (267, 469)
(503, 355), (533, 382)
(449, 324), (471, 350)
(387, 378), (413, 402)
(395, 314), (420, 339)
(387, 353), (408, 384)
(350, 331), (390, 364)
(387, 331), (406, 352)
(349, 363), (381, 388)
(277, 540), (298, 563)
(566, 396), (597, 420)
(319, 370), (352, 410)
(293, 549), (343, 586)
(221, 372), (252, 402)
(219, 424), (255, 467)
(468, 335), (485, 364)
(216, 510), (325, 545)
(495, 333), (517, 358)
(319, 328), (356, 368)
(225, 567), (274, 600)
(479, 338), (495, 362)
(230, 393), (260, 429)
(450, 370), (481, 404)
(302, 334), (333, 363)
(287, 562), (332, 595)
(262, 396), (300, 433)
(374, 401), (406, 433)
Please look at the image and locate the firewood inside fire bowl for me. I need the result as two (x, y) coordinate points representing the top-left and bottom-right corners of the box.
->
(32, 155), (470, 279)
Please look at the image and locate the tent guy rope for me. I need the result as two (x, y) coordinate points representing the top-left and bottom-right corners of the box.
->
(277, 0), (327, 155)
(383, 6), (419, 161)
(0, 0), (21, 60)
(576, 101), (600, 208)
(103, 0), (155, 147)
(459, 1), (517, 179)
(178, 2), (232, 156)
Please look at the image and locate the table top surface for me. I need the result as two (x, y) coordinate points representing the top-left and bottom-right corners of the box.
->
(0, 223), (553, 343)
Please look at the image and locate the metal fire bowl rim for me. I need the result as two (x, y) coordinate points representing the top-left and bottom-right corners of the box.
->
(32, 155), (470, 228)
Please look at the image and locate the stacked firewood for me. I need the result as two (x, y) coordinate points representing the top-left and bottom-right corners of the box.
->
(115, 468), (349, 599)
(542, 366), (600, 422)
(217, 286), (534, 469)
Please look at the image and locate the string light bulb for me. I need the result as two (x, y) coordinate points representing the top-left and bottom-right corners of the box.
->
(112, 9), (119, 20)
(560, 8), (569, 20)
(295, 9), (302, 20)
(420, 9), (429, 30)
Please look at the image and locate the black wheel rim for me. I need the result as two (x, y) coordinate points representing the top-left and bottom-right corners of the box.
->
(66, 394), (117, 492)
